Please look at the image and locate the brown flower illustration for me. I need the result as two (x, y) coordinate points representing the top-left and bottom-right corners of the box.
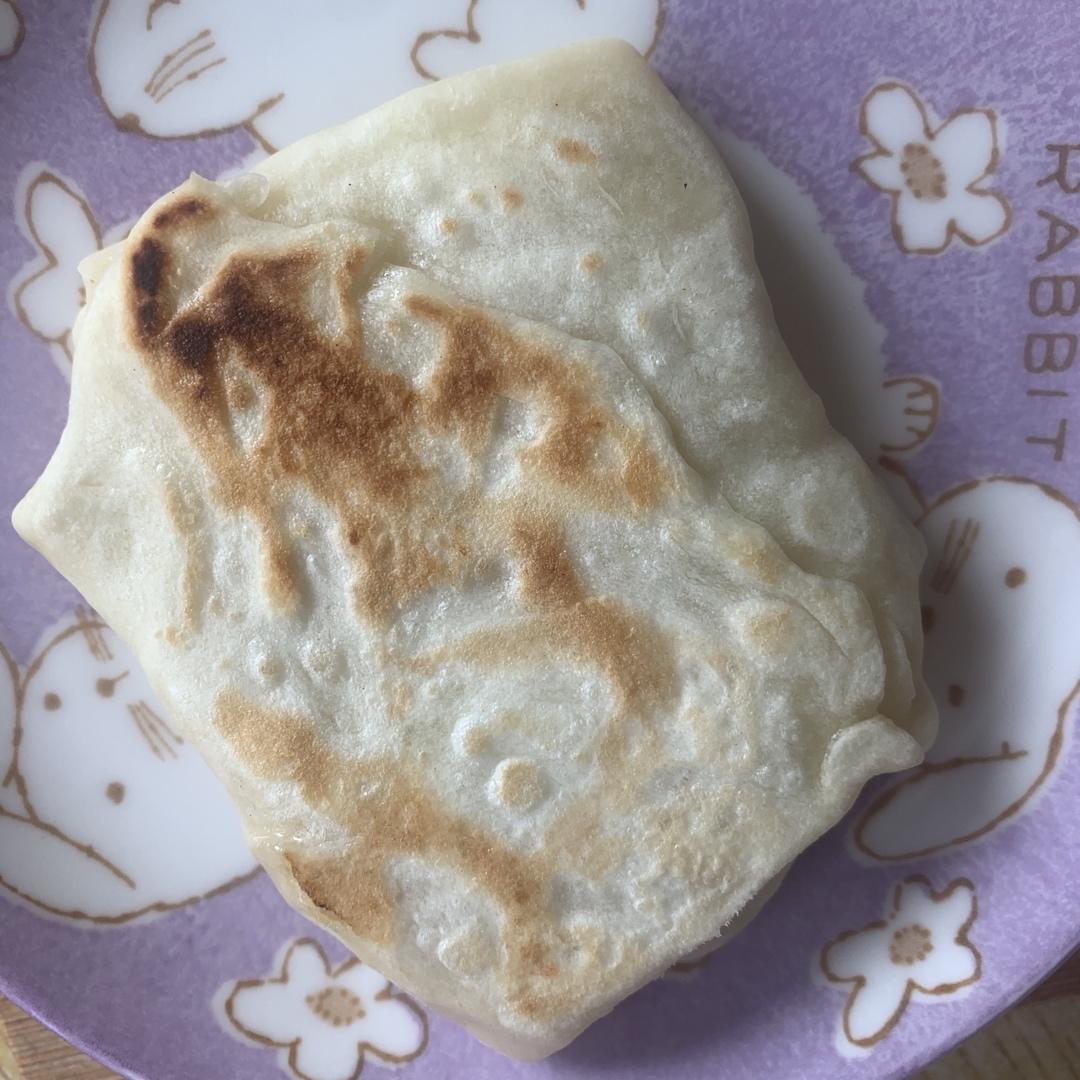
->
(854, 82), (1010, 254)
(820, 876), (980, 1049)
(223, 939), (428, 1080)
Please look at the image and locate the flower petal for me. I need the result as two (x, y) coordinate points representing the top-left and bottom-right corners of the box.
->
(822, 925), (890, 981)
(862, 84), (930, 154)
(932, 109), (997, 187)
(932, 882), (975, 929)
(893, 878), (933, 916)
(227, 981), (300, 1046)
(855, 152), (905, 192)
(284, 942), (333, 997)
(893, 194), (954, 253)
(952, 190), (1010, 245)
(843, 970), (910, 1045)
(292, 1031), (364, 1080)
(912, 939), (979, 992)
(893, 879), (970, 933)
(360, 995), (427, 1061)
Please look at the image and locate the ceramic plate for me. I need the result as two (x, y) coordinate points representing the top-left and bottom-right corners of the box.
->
(1, 3), (1078, 1078)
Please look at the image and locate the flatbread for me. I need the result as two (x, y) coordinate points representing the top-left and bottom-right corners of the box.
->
(14, 41), (933, 1059)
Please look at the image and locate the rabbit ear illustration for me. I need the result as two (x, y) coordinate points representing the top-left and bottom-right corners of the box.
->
(0, 638), (22, 815)
(0, 0), (24, 60)
(412, 0), (664, 81)
(11, 168), (102, 368)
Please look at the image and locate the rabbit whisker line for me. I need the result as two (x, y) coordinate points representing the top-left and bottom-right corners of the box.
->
(148, 40), (215, 101)
(143, 27), (210, 95)
(155, 56), (226, 103)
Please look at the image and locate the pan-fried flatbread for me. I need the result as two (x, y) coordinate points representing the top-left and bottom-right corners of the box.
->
(14, 41), (933, 1059)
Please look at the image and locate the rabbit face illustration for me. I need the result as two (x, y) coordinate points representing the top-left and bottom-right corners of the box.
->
(853, 477), (1080, 861)
(91, 0), (287, 143)
(89, 1), (664, 152)
(0, 613), (256, 921)
(89, 0), (450, 150)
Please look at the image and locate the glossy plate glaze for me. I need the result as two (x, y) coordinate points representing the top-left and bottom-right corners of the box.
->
(1, 3), (1078, 1078)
